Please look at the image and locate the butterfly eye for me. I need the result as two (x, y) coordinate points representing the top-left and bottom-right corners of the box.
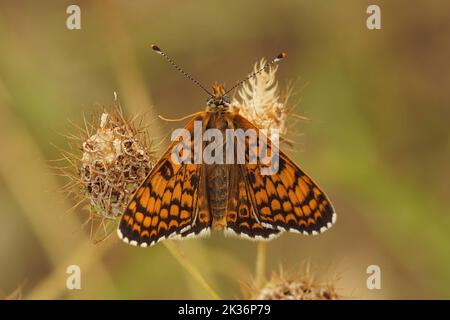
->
(206, 98), (215, 107)
(222, 96), (231, 107)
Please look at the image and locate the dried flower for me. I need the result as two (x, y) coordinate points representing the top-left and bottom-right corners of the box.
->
(56, 105), (156, 241)
(257, 272), (339, 300)
(242, 265), (341, 300)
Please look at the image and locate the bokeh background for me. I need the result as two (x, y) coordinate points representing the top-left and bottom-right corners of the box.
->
(0, 0), (449, 299)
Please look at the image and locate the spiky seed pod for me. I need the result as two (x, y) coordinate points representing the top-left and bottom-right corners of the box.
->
(80, 111), (155, 218)
(256, 271), (340, 300)
(57, 106), (156, 241)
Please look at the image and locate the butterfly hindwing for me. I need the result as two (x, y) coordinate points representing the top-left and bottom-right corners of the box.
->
(178, 162), (212, 239)
(225, 165), (281, 240)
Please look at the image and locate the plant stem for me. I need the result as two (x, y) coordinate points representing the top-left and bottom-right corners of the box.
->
(255, 241), (267, 288)
(163, 241), (221, 300)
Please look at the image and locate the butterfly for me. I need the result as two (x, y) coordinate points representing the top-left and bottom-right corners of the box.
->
(117, 46), (336, 247)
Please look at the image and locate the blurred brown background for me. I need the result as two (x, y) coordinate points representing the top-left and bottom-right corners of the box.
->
(0, 0), (449, 299)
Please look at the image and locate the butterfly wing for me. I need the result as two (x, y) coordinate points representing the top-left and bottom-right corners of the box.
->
(117, 114), (211, 247)
(232, 113), (336, 236)
(225, 164), (281, 240)
(178, 162), (211, 239)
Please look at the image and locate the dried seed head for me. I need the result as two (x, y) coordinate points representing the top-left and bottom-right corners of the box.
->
(240, 264), (342, 300)
(80, 111), (155, 218)
(56, 106), (156, 241)
(255, 269), (340, 300)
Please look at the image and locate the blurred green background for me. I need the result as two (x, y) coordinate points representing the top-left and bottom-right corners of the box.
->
(0, 0), (449, 299)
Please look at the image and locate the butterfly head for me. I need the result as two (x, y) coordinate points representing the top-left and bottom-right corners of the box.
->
(206, 83), (230, 111)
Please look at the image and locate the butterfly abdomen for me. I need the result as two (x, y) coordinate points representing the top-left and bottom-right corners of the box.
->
(206, 164), (229, 229)
(203, 112), (233, 230)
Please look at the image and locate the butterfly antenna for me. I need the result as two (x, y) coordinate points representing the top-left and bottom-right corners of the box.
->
(224, 52), (287, 95)
(151, 44), (213, 97)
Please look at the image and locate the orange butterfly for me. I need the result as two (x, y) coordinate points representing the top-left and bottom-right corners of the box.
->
(117, 46), (336, 247)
